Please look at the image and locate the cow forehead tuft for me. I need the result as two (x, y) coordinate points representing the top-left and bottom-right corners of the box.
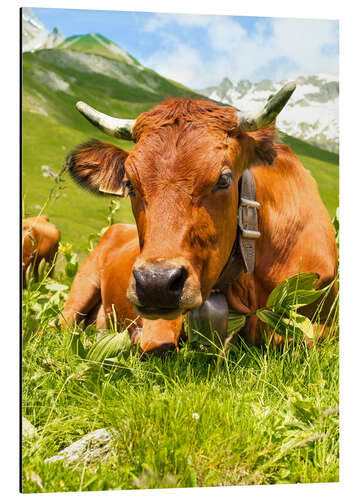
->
(132, 98), (237, 140)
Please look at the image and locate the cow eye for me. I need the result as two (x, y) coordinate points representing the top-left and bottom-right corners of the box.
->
(124, 179), (136, 197)
(213, 173), (232, 192)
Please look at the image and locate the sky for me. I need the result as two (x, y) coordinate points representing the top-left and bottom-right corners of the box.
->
(33, 7), (339, 89)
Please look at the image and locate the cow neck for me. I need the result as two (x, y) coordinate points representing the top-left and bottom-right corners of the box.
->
(213, 168), (261, 289)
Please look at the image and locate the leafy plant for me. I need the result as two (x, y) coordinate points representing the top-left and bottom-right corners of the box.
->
(187, 272), (335, 351)
(22, 271), (69, 344)
(256, 272), (329, 341)
(86, 331), (132, 363)
(59, 243), (79, 278)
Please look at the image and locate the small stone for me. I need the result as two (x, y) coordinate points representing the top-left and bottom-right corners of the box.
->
(22, 417), (38, 441)
(44, 428), (119, 466)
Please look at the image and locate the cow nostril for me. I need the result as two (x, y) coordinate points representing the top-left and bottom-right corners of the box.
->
(133, 269), (145, 289)
(168, 267), (188, 294)
(132, 265), (189, 309)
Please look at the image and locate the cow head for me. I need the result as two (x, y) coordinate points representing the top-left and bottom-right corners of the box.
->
(67, 83), (295, 321)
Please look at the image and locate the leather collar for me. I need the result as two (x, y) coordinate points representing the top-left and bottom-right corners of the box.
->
(214, 168), (261, 289)
(187, 170), (260, 342)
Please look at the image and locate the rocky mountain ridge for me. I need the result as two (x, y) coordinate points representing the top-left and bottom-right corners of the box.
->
(200, 75), (339, 153)
(22, 7), (65, 52)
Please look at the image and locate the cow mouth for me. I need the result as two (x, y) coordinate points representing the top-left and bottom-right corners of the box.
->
(135, 305), (183, 320)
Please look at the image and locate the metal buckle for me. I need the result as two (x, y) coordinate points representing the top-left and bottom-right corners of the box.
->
(240, 197), (261, 209)
(239, 197), (261, 240)
(241, 228), (261, 239)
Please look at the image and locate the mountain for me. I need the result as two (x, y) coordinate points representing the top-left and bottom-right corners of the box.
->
(200, 74), (339, 153)
(58, 33), (142, 66)
(22, 7), (64, 52)
(21, 18), (338, 254)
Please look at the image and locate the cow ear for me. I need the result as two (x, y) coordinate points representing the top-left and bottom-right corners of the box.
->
(245, 124), (278, 167)
(66, 139), (129, 196)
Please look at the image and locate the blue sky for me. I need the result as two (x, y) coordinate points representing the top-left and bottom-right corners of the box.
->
(33, 8), (338, 89)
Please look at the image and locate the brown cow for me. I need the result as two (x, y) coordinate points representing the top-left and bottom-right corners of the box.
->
(62, 83), (337, 352)
(22, 215), (60, 284)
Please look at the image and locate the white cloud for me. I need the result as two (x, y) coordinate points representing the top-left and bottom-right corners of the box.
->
(144, 38), (205, 87)
(141, 14), (338, 89)
(144, 13), (217, 31)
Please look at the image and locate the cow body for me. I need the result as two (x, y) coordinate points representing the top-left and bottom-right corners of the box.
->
(22, 215), (60, 284)
(62, 142), (337, 349)
(63, 96), (338, 352)
(225, 146), (337, 344)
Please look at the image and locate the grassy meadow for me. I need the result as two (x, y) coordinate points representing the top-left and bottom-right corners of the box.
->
(22, 41), (339, 492)
(22, 301), (339, 491)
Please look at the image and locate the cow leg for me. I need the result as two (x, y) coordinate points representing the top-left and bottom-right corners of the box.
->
(95, 304), (108, 330)
(60, 251), (101, 328)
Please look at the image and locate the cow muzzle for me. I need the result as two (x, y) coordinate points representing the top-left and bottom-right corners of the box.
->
(127, 259), (202, 319)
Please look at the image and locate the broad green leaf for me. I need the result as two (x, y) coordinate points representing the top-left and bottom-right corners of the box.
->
(256, 309), (284, 332)
(37, 258), (48, 281)
(288, 311), (314, 339)
(25, 263), (34, 287)
(266, 280), (289, 310)
(30, 302), (43, 314)
(227, 312), (246, 335)
(256, 308), (314, 340)
(266, 272), (320, 311)
(286, 272), (320, 292)
(86, 331), (131, 363)
(70, 332), (87, 359)
(282, 289), (324, 310)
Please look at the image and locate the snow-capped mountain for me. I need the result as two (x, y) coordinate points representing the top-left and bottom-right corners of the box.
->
(22, 7), (64, 52)
(200, 75), (339, 153)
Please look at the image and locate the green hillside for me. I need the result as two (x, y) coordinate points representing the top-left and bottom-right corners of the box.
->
(22, 42), (339, 256)
(58, 33), (141, 66)
(281, 133), (339, 217)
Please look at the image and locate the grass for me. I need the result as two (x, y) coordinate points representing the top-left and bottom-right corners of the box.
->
(22, 239), (339, 492)
(281, 133), (339, 216)
(22, 273), (339, 492)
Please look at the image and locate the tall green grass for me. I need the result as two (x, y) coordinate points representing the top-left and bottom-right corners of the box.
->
(22, 216), (339, 493)
(22, 292), (339, 491)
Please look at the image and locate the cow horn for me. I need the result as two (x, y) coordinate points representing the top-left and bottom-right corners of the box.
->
(237, 81), (296, 132)
(76, 101), (136, 141)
